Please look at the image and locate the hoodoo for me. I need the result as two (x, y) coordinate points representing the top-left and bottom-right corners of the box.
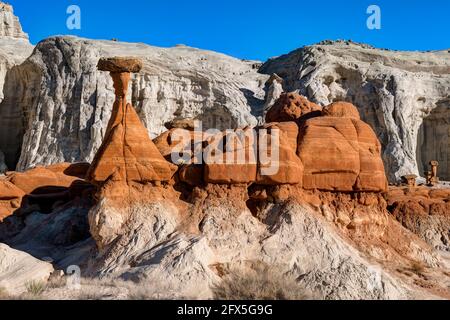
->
(87, 57), (176, 188)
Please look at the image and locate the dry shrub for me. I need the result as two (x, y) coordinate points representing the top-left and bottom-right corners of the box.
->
(410, 261), (426, 275)
(25, 280), (46, 297)
(211, 264), (315, 300)
(0, 287), (9, 299)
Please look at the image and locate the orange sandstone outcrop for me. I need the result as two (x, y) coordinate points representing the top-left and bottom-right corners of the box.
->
(386, 186), (450, 250)
(297, 102), (387, 192)
(0, 180), (25, 221)
(256, 122), (303, 185)
(0, 162), (91, 220)
(6, 163), (86, 195)
(204, 128), (257, 184)
(87, 58), (176, 186)
(153, 128), (205, 186)
(322, 101), (361, 119)
(265, 92), (322, 123)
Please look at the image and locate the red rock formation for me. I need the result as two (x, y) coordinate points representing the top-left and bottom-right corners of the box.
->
(387, 186), (450, 217)
(87, 58), (176, 186)
(153, 128), (205, 186)
(6, 164), (83, 194)
(387, 186), (450, 250)
(204, 128), (257, 184)
(297, 102), (387, 192)
(322, 101), (360, 119)
(265, 92), (322, 123)
(0, 162), (91, 220)
(153, 128), (203, 162)
(256, 122), (303, 185)
(0, 180), (25, 221)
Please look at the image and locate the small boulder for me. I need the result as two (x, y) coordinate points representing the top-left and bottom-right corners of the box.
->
(322, 101), (360, 119)
(265, 92), (322, 123)
(256, 122), (303, 185)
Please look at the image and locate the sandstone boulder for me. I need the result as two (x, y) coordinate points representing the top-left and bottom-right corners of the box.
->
(260, 40), (450, 182)
(204, 128), (257, 184)
(87, 101), (177, 185)
(153, 128), (205, 186)
(297, 108), (387, 191)
(0, 179), (25, 220)
(322, 101), (360, 119)
(6, 164), (83, 195)
(256, 122), (303, 185)
(153, 128), (203, 162)
(265, 92), (322, 123)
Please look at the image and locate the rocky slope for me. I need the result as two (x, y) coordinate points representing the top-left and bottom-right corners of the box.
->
(0, 36), (267, 171)
(260, 40), (450, 182)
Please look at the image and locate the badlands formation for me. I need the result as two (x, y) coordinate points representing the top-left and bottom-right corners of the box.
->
(0, 3), (449, 300)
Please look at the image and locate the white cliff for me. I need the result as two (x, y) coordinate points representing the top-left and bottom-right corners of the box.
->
(0, 2), (28, 40)
(0, 2), (33, 171)
(260, 40), (450, 182)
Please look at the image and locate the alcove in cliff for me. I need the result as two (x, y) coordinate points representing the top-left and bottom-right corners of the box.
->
(416, 100), (450, 180)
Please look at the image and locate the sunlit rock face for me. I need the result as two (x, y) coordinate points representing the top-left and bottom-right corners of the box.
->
(1, 36), (267, 171)
(0, 2), (28, 40)
(0, 2), (33, 170)
(260, 40), (450, 182)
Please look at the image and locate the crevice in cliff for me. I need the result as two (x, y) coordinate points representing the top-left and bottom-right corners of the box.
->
(416, 99), (450, 180)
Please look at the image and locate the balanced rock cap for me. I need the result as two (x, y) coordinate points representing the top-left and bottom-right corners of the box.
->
(97, 57), (143, 73)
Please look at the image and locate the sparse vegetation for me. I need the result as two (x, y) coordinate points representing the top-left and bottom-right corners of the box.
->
(25, 280), (46, 297)
(410, 261), (426, 275)
(0, 287), (8, 299)
(211, 264), (315, 300)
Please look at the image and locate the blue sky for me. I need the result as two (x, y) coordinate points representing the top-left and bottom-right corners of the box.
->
(9, 0), (450, 61)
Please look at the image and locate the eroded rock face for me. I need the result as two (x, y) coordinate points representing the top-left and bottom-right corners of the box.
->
(0, 2), (28, 39)
(0, 180), (24, 221)
(0, 3), (33, 169)
(87, 63), (176, 186)
(260, 40), (450, 182)
(297, 102), (387, 191)
(256, 122), (303, 185)
(0, 162), (91, 220)
(265, 92), (322, 123)
(387, 186), (450, 251)
(85, 185), (448, 299)
(4, 36), (267, 171)
(0, 243), (53, 296)
(204, 128), (258, 184)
